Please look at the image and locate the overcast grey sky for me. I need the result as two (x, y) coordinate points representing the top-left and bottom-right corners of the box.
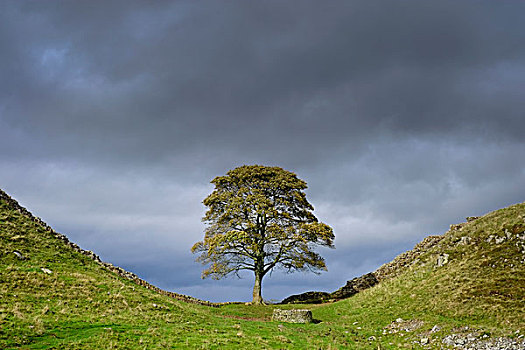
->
(1, 0), (524, 302)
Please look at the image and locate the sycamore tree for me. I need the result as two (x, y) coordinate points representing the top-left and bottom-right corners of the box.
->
(191, 165), (334, 304)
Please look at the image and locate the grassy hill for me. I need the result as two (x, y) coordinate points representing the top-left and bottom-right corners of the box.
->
(1, 188), (524, 349)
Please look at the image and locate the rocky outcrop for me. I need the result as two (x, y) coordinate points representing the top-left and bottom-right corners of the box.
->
(0, 188), (217, 307)
(281, 291), (330, 304)
(330, 272), (378, 299)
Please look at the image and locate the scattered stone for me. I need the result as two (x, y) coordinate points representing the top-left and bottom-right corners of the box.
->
(368, 336), (376, 341)
(437, 253), (449, 267)
(442, 332), (525, 349)
(40, 268), (52, 274)
(450, 223), (466, 231)
(420, 337), (429, 344)
(495, 236), (506, 244)
(272, 309), (313, 323)
(385, 319), (424, 334)
(12, 250), (26, 260)
(466, 216), (479, 222)
(431, 325), (441, 333)
(458, 236), (471, 245)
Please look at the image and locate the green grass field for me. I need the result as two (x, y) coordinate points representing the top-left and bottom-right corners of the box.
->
(1, 192), (524, 349)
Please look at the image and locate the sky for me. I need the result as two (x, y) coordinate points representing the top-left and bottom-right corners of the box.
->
(1, 0), (524, 302)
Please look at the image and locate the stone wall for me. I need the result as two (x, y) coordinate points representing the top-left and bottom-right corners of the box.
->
(330, 272), (378, 299)
(281, 291), (330, 304)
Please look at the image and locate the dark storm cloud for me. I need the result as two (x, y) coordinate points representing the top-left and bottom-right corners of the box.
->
(1, 1), (524, 301)
(3, 0), (525, 162)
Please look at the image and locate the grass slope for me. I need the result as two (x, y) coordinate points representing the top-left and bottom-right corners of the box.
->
(1, 190), (524, 349)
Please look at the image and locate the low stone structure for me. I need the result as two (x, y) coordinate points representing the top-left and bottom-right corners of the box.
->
(272, 309), (313, 323)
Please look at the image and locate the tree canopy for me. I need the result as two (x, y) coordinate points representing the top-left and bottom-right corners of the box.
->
(191, 165), (334, 304)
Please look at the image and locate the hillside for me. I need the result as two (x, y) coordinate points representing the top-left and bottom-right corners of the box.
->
(309, 203), (525, 348)
(1, 188), (524, 349)
(284, 208), (525, 307)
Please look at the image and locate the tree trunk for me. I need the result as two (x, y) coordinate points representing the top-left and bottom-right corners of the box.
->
(252, 271), (263, 304)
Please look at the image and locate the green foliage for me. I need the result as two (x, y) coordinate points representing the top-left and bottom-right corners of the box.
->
(191, 165), (334, 303)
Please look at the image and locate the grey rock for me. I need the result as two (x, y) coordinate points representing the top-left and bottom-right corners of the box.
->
(437, 253), (449, 267)
(431, 325), (441, 333)
(450, 223), (466, 231)
(442, 332), (525, 349)
(495, 236), (506, 244)
(459, 237), (471, 245)
(13, 250), (26, 260)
